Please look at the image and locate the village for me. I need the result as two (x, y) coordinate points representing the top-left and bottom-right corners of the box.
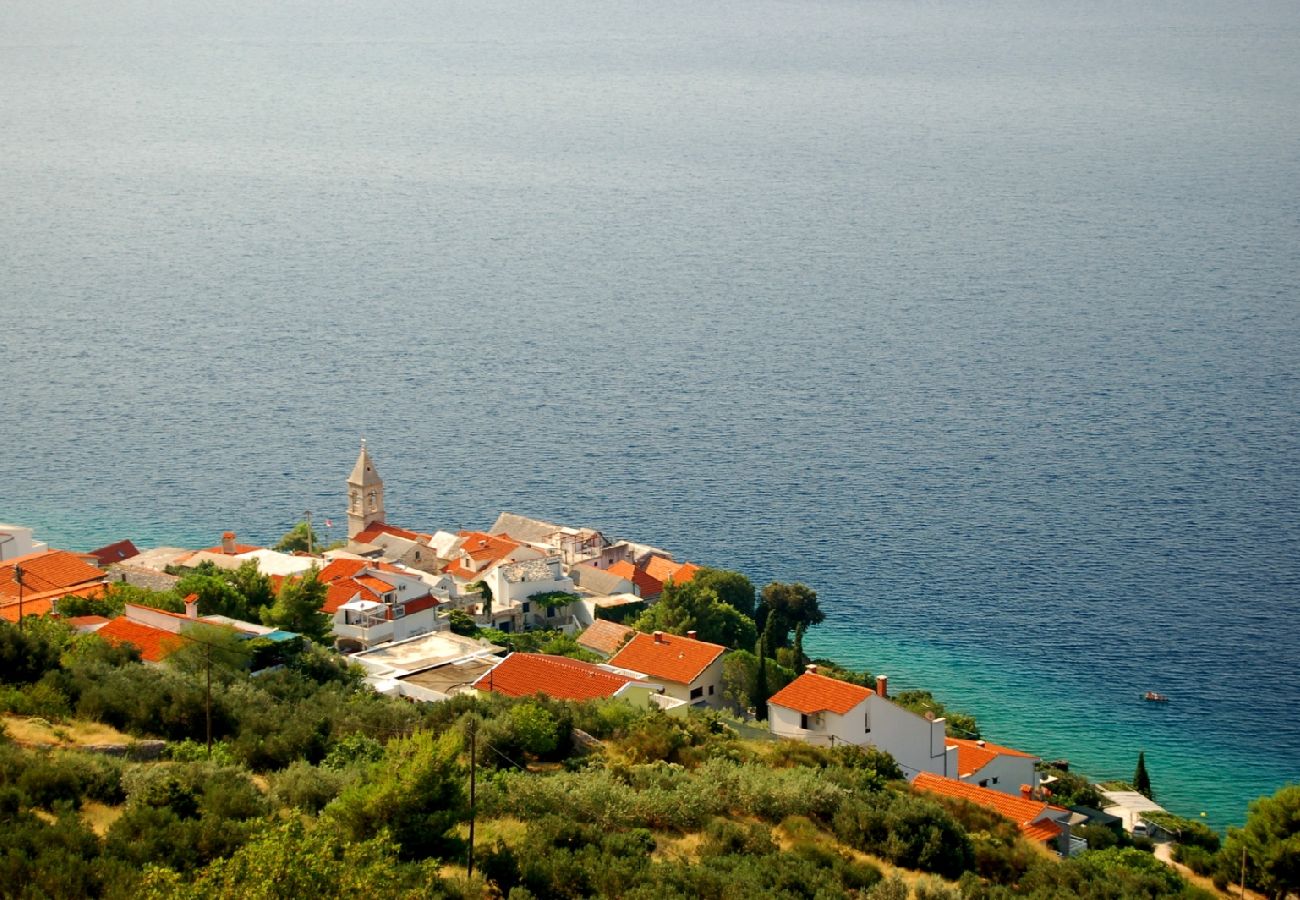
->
(1, 443), (1196, 870)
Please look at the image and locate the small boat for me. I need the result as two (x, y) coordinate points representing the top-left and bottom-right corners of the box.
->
(1143, 691), (1170, 703)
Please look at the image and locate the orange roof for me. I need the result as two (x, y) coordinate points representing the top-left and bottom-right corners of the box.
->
(608, 631), (725, 685)
(457, 531), (520, 562)
(768, 671), (875, 716)
(607, 560), (663, 598)
(913, 773), (1051, 827)
(97, 617), (183, 663)
(0, 550), (106, 601)
(476, 653), (639, 702)
(355, 574), (395, 595)
(1020, 820), (1063, 843)
(200, 541), (261, 555)
(353, 522), (431, 544)
(317, 558), (369, 584)
(443, 559), (480, 581)
(947, 737), (1039, 777)
(642, 556), (701, 586)
(577, 620), (636, 656)
(87, 539), (140, 567)
(323, 581), (360, 614)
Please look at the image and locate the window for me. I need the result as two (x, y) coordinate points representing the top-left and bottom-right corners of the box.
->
(708, 685), (714, 695)
(394, 605), (406, 619)
(864, 712), (871, 733)
(547, 605), (556, 618)
(690, 686), (704, 700)
(979, 779), (989, 788)
(800, 713), (810, 730)
(992, 777), (999, 785)
(522, 602), (531, 614)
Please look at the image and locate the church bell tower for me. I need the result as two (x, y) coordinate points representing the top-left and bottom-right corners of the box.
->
(347, 439), (386, 539)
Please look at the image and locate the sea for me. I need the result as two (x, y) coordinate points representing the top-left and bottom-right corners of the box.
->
(2, 0), (1297, 828)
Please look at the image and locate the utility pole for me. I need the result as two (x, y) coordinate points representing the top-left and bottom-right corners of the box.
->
(1240, 845), (1247, 899)
(13, 563), (24, 631)
(304, 511), (314, 555)
(205, 641), (213, 758)
(467, 716), (478, 878)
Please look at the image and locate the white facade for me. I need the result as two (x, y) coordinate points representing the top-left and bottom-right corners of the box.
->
(958, 748), (1039, 796)
(0, 525), (47, 562)
(643, 655), (726, 709)
(769, 690), (958, 779)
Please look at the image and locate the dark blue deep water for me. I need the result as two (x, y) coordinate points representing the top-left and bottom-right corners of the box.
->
(2, 0), (1298, 825)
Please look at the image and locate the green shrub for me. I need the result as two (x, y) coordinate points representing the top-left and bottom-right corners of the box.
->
(271, 760), (347, 813)
(834, 791), (974, 879)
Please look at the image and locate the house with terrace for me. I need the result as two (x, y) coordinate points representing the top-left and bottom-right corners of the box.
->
(947, 737), (1041, 797)
(489, 512), (612, 567)
(767, 667), (958, 779)
(316, 558), (442, 650)
(607, 630), (727, 709)
(481, 557), (581, 633)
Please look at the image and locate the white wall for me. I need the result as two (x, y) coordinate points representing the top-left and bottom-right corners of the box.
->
(768, 692), (957, 779)
(962, 753), (1039, 796)
(0, 525), (46, 561)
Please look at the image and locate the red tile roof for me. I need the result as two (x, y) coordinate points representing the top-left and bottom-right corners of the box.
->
(353, 522), (431, 544)
(642, 556), (700, 587)
(87, 539), (140, 567)
(0, 550), (106, 601)
(355, 574), (395, 596)
(475, 653), (639, 702)
(913, 773), (1052, 830)
(457, 531), (521, 562)
(577, 620), (636, 656)
(97, 617), (184, 663)
(768, 671), (875, 716)
(1021, 820), (1063, 843)
(317, 558), (369, 584)
(323, 582), (361, 614)
(608, 631), (725, 685)
(947, 737), (1040, 777)
(402, 594), (440, 616)
(200, 541), (262, 555)
(607, 560), (663, 598)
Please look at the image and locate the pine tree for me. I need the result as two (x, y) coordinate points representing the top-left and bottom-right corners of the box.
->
(1134, 750), (1153, 800)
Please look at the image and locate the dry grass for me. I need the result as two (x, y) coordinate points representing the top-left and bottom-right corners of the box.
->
(81, 801), (124, 837)
(1, 714), (132, 748)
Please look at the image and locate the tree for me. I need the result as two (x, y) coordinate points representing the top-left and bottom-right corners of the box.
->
(756, 582), (824, 649)
(175, 572), (251, 621)
(165, 623), (252, 682)
(690, 568), (756, 619)
(447, 609), (477, 637)
(226, 561), (275, 619)
(274, 521), (324, 555)
(261, 567), (331, 643)
(469, 581), (492, 618)
(1220, 783), (1300, 900)
(793, 622), (805, 669)
(1134, 751), (1153, 800)
(632, 580), (757, 650)
(752, 629), (770, 721)
(325, 729), (467, 860)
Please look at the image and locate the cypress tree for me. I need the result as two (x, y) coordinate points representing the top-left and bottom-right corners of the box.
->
(793, 622), (805, 668)
(1134, 751), (1153, 800)
(752, 630), (769, 721)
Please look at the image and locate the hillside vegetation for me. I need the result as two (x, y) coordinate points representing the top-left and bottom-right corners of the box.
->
(0, 618), (1219, 899)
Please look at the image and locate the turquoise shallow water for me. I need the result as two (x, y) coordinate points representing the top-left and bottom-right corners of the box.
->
(2, 0), (1298, 826)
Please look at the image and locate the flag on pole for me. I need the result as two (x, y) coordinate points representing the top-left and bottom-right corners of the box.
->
(324, 519), (333, 528)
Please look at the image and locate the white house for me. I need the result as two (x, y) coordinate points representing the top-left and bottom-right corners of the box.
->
(767, 668), (958, 779)
(317, 558), (442, 650)
(607, 630), (727, 709)
(947, 737), (1041, 796)
(0, 524), (48, 562)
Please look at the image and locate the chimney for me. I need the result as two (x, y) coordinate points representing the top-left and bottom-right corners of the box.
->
(875, 674), (888, 698)
(221, 531), (236, 554)
(686, 630), (697, 640)
(977, 740), (986, 747)
(184, 593), (199, 619)
(653, 630), (664, 644)
(806, 663), (818, 674)
(1020, 784), (1033, 800)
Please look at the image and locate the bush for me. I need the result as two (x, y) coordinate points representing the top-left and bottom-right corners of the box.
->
(834, 791), (974, 879)
(271, 760), (347, 813)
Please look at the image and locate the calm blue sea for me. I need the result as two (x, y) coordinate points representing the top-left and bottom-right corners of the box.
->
(2, 0), (1297, 826)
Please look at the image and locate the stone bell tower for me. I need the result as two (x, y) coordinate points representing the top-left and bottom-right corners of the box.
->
(347, 439), (385, 539)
